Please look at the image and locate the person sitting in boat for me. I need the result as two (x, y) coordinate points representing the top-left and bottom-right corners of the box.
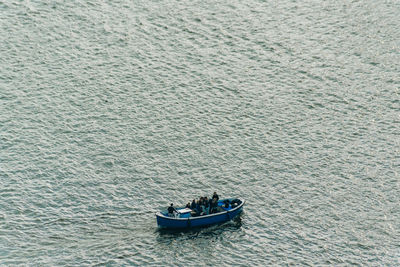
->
(192, 200), (201, 216)
(186, 202), (191, 209)
(190, 199), (196, 210)
(209, 197), (218, 214)
(208, 196), (213, 206)
(167, 203), (177, 217)
(212, 192), (219, 201)
(190, 200), (198, 217)
(200, 205), (206, 216)
(199, 197), (206, 215)
(222, 199), (230, 210)
(204, 197), (210, 214)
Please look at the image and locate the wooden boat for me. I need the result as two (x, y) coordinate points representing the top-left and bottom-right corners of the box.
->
(156, 198), (245, 229)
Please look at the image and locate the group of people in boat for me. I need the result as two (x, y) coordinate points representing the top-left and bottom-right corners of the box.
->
(186, 192), (222, 217)
(168, 192), (237, 217)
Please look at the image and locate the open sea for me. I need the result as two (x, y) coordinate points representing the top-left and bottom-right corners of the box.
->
(1, 0), (399, 266)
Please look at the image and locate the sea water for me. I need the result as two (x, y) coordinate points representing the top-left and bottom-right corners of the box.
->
(1, 0), (399, 265)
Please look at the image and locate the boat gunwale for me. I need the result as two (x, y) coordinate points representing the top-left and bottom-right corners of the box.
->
(155, 198), (245, 221)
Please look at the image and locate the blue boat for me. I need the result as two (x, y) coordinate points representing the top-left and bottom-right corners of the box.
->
(156, 198), (245, 229)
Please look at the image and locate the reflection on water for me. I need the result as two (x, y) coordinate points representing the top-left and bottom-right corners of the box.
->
(153, 215), (246, 262)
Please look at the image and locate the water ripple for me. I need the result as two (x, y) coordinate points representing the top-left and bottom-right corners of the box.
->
(1, 0), (399, 265)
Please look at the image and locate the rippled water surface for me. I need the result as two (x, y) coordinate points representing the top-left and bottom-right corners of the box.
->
(1, 0), (399, 265)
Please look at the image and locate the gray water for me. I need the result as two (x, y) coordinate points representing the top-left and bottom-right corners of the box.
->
(1, 0), (399, 266)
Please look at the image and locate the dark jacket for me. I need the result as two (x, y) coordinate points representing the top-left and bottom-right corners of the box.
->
(212, 193), (219, 201)
(168, 206), (176, 214)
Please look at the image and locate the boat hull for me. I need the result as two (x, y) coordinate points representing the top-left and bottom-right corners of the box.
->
(156, 199), (245, 229)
